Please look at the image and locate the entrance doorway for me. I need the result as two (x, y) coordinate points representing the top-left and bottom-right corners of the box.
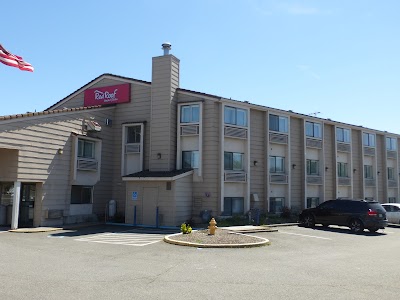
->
(19, 183), (36, 227)
(142, 187), (158, 226)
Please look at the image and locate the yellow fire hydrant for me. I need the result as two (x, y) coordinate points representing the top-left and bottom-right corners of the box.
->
(208, 218), (217, 235)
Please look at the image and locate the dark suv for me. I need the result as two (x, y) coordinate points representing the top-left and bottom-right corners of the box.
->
(299, 199), (388, 233)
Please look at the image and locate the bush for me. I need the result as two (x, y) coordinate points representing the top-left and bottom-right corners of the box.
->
(181, 222), (192, 234)
(280, 206), (291, 219)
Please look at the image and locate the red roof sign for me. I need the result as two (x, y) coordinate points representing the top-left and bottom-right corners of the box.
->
(84, 83), (131, 106)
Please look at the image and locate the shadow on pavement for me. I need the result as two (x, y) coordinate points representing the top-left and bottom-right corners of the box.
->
(297, 224), (388, 236)
(48, 224), (180, 238)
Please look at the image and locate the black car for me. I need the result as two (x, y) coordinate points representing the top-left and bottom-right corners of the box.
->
(299, 199), (388, 233)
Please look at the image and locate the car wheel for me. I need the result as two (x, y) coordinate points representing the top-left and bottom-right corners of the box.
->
(368, 227), (379, 233)
(303, 215), (315, 228)
(349, 219), (364, 233)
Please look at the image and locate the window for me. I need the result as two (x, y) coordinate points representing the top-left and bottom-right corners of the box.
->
(336, 127), (350, 143)
(269, 114), (288, 133)
(269, 156), (285, 173)
(70, 185), (92, 204)
(306, 121), (322, 139)
(78, 139), (95, 158)
(386, 137), (397, 151)
(223, 197), (244, 215)
(388, 167), (395, 180)
(364, 165), (373, 179)
(307, 197), (320, 208)
(182, 151), (199, 169)
(126, 126), (141, 143)
(224, 106), (247, 126)
(307, 159), (319, 175)
(180, 104), (200, 123)
(337, 162), (349, 177)
(388, 198), (397, 203)
(224, 152), (244, 170)
(270, 197), (285, 213)
(363, 133), (375, 147)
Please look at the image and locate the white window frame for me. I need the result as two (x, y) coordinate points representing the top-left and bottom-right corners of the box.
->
(386, 137), (397, 151)
(336, 127), (351, 143)
(269, 114), (288, 133)
(180, 104), (200, 124)
(121, 123), (144, 176)
(363, 133), (376, 147)
(306, 121), (322, 139)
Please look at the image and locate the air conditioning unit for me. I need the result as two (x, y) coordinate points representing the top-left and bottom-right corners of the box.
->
(86, 120), (101, 132)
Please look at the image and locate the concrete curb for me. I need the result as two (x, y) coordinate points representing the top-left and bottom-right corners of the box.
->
(9, 227), (62, 233)
(164, 232), (270, 248)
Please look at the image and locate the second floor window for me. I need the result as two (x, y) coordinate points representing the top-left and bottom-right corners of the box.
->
(336, 127), (350, 143)
(269, 114), (288, 133)
(337, 162), (349, 177)
(269, 156), (285, 173)
(182, 151), (199, 169)
(224, 106), (247, 127)
(224, 152), (244, 171)
(126, 126), (141, 144)
(386, 137), (397, 151)
(307, 159), (319, 175)
(388, 167), (395, 180)
(363, 133), (375, 147)
(181, 104), (200, 123)
(364, 165), (373, 179)
(306, 121), (322, 139)
(78, 139), (95, 158)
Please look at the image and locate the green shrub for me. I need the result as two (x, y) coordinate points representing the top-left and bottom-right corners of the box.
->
(181, 222), (192, 234)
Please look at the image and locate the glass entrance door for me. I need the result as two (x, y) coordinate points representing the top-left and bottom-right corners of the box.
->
(19, 183), (36, 227)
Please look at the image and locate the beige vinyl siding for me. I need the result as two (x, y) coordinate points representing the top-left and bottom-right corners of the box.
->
(377, 134), (384, 202)
(193, 101), (220, 215)
(51, 78), (130, 110)
(174, 175), (193, 225)
(290, 117), (303, 210)
(150, 55), (179, 172)
(250, 109), (265, 210)
(0, 107), (115, 226)
(323, 124), (335, 200)
(352, 130), (362, 199)
(110, 83), (152, 214)
(0, 149), (18, 181)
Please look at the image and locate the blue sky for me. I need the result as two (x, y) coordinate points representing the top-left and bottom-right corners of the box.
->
(1, 0), (399, 133)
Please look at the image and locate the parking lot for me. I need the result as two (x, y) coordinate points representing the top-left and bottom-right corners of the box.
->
(1, 224), (400, 299)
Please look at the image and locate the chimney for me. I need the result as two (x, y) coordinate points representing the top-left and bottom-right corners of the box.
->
(149, 43), (180, 171)
(162, 42), (171, 55)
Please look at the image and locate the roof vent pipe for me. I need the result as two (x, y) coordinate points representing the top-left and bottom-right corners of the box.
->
(162, 42), (171, 55)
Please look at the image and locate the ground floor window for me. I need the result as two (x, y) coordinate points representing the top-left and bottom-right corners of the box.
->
(223, 197), (244, 215)
(307, 197), (320, 208)
(388, 197), (397, 203)
(269, 197), (285, 213)
(71, 186), (93, 204)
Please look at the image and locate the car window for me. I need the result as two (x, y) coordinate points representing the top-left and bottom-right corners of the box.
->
(393, 206), (400, 212)
(318, 200), (335, 210)
(368, 203), (385, 213)
(382, 205), (392, 212)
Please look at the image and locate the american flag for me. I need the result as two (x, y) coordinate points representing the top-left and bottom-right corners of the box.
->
(0, 43), (34, 72)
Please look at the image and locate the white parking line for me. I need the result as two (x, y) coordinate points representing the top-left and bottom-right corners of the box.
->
(75, 232), (166, 246)
(279, 231), (332, 240)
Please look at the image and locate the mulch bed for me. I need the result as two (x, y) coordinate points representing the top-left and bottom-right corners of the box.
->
(169, 229), (264, 245)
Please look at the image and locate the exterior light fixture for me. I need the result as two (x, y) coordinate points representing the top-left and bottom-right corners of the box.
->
(325, 166), (329, 171)
(353, 168), (357, 173)
(292, 164), (296, 169)
(57, 148), (63, 155)
(253, 160), (258, 166)
(157, 153), (162, 159)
